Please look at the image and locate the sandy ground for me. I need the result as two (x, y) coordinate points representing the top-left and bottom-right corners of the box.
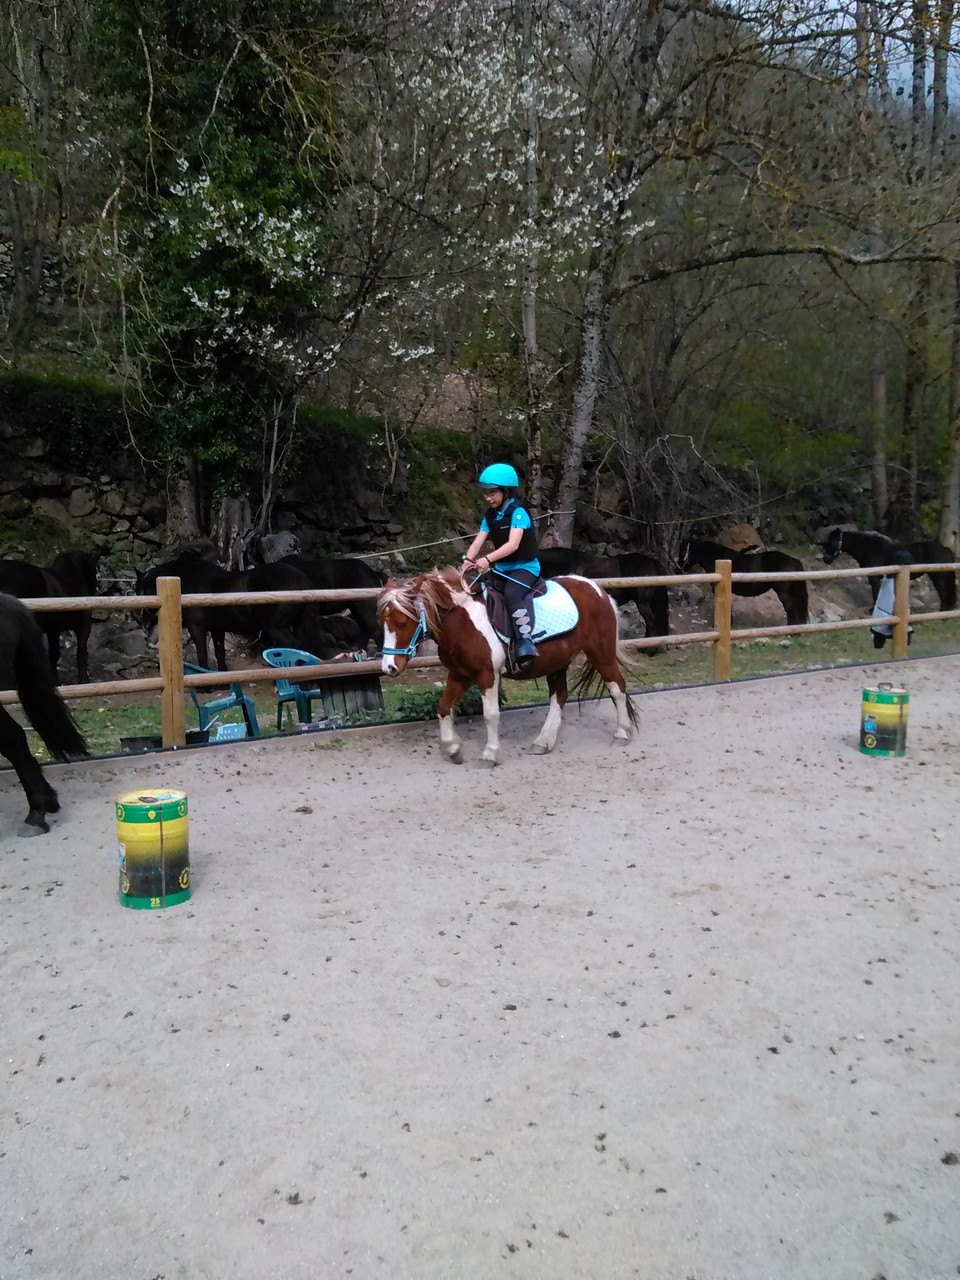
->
(2, 656), (960, 1280)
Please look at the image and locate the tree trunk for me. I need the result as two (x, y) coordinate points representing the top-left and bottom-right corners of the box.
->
(213, 494), (253, 570)
(165, 457), (203, 542)
(517, 0), (544, 516)
(901, 263), (931, 537)
(938, 264), (960, 554)
(870, 332), (889, 529)
(547, 237), (616, 548)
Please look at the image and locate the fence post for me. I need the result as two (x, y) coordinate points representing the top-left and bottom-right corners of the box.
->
(713, 559), (733, 681)
(157, 576), (186, 748)
(892, 563), (911, 660)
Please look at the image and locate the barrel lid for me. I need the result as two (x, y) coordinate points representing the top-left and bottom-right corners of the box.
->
(116, 789), (188, 822)
(863, 684), (908, 701)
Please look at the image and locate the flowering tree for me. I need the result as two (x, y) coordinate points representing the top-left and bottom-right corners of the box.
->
(88, 0), (347, 558)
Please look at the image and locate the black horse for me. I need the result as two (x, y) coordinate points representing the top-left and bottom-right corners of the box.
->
(276, 555), (386, 651)
(135, 553), (339, 671)
(679, 538), (809, 626)
(0, 594), (89, 834)
(0, 549), (100, 682)
(821, 527), (957, 611)
(536, 547), (670, 648)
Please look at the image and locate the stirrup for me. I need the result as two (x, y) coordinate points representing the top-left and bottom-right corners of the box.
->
(515, 639), (537, 666)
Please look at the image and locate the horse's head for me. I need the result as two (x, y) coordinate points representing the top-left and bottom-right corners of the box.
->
(133, 564), (161, 642)
(821, 527), (843, 564)
(378, 579), (426, 676)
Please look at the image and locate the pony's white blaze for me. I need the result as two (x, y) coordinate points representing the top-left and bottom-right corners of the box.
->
(381, 623), (399, 675)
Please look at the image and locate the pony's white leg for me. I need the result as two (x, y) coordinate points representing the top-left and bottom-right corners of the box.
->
(438, 708), (463, 764)
(479, 678), (501, 766)
(528, 693), (563, 755)
(605, 679), (633, 743)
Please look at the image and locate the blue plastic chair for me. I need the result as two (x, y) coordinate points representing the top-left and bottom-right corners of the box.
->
(183, 662), (260, 739)
(262, 648), (327, 730)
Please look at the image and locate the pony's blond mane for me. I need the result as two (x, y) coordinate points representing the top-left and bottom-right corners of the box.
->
(378, 568), (468, 632)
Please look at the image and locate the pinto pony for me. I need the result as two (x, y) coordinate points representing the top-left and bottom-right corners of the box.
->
(378, 568), (639, 764)
(0, 594), (89, 834)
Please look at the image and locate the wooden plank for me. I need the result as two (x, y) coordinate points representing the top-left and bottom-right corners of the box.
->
(157, 577), (185, 748)
(713, 560), (732, 680)
(892, 564), (911, 660)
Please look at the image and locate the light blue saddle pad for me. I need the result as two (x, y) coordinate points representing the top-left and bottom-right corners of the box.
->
(490, 579), (579, 644)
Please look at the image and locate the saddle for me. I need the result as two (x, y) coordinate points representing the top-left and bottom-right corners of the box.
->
(482, 578), (579, 669)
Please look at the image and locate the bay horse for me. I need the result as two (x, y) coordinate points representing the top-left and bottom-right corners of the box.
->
(0, 549), (101, 682)
(679, 538), (809, 625)
(0, 594), (89, 834)
(537, 547), (669, 650)
(378, 568), (639, 765)
(821, 527), (957, 611)
(135, 552), (338, 670)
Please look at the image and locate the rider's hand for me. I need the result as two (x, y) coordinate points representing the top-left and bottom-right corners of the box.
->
(477, 556), (490, 572)
(462, 557), (476, 570)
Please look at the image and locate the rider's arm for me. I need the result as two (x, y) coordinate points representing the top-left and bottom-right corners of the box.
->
(463, 532), (488, 564)
(479, 527), (523, 569)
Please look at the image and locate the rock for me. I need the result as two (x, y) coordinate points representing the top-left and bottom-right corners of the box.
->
(719, 523), (762, 552)
(68, 487), (97, 518)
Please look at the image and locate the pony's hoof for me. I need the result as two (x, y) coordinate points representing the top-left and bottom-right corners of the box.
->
(527, 742), (549, 755)
(446, 747), (463, 765)
(20, 818), (50, 837)
(479, 753), (500, 768)
(612, 734), (631, 746)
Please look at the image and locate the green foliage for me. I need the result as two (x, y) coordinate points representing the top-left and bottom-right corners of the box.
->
(387, 684), (498, 722)
(712, 394), (856, 486)
(0, 106), (35, 181)
(0, 369), (136, 470)
(298, 405), (384, 450)
(86, 0), (347, 498)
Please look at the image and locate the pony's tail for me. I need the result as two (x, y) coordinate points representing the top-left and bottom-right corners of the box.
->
(13, 610), (89, 762)
(569, 652), (641, 730)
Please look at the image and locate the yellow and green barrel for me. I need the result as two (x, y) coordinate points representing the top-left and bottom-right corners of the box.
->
(860, 684), (909, 758)
(116, 789), (190, 909)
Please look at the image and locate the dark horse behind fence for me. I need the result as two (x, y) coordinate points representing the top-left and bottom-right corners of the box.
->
(276, 554), (385, 651)
(378, 566), (639, 764)
(135, 552), (345, 671)
(678, 538), (809, 625)
(0, 593), (89, 834)
(0, 549), (100, 682)
(821, 527), (958, 611)
(536, 547), (669, 649)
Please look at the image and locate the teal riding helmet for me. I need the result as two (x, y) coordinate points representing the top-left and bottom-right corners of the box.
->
(478, 462), (519, 488)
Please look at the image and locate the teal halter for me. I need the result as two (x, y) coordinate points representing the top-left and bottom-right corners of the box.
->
(381, 599), (428, 659)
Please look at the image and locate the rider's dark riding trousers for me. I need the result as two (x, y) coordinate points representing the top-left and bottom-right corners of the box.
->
(491, 568), (540, 662)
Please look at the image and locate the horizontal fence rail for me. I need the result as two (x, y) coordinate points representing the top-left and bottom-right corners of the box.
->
(2, 558), (958, 748)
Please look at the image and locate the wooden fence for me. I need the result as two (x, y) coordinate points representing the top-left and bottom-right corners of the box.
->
(3, 559), (959, 748)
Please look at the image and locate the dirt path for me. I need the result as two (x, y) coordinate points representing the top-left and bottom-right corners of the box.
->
(2, 656), (960, 1280)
